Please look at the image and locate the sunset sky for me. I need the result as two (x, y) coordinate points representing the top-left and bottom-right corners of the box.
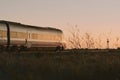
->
(1, 0), (120, 48)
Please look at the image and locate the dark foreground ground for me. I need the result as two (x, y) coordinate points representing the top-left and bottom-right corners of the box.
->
(0, 49), (120, 80)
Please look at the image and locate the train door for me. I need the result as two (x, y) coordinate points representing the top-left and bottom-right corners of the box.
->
(25, 30), (32, 48)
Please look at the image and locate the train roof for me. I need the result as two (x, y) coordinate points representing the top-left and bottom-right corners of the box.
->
(0, 20), (62, 33)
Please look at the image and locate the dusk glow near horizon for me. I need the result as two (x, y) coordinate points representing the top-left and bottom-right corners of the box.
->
(1, 0), (120, 48)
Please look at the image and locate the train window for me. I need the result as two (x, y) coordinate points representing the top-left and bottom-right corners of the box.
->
(0, 30), (2, 38)
(31, 33), (38, 39)
(0, 30), (7, 38)
(51, 35), (53, 40)
(56, 36), (60, 41)
(53, 36), (56, 40)
(17, 32), (22, 39)
(38, 34), (41, 40)
(43, 34), (48, 40)
(45, 35), (49, 40)
(11, 31), (17, 38)
(3, 31), (7, 37)
(44, 34), (49, 40)
(47, 34), (49, 40)
(23, 32), (27, 39)
(17, 32), (27, 39)
(38, 34), (44, 40)
(42, 35), (45, 40)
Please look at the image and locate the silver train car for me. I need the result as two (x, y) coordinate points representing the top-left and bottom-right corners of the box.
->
(0, 20), (65, 50)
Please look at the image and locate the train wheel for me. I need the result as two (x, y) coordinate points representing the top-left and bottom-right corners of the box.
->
(56, 46), (64, 51)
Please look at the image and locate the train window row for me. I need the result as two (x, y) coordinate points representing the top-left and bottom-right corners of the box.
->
(31, 33), (61, 41)
(0, 30), (62, 41)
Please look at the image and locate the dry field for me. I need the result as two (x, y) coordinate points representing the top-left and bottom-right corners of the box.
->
(0, 49), (120, 80)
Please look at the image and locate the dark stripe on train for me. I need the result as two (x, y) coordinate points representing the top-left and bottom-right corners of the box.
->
(1, 39), (62, 48)
(5, 22), (10, 48)
(10, 40), (62, 47)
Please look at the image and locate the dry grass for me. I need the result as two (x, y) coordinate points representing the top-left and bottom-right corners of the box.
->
(0, 50), (120, 80)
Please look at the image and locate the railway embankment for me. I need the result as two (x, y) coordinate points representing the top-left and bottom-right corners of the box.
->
(0, 49), (120, 80)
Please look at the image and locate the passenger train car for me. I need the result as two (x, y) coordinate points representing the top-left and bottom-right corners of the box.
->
(0, 20), (65, 50)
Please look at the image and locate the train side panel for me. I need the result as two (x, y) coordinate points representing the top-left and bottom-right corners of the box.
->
(9, 23), (64, 50)
(0, 21), (65, 50)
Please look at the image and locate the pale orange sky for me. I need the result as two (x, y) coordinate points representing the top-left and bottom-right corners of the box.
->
(0, 0), (120, 33)
(0, 0), (120, 48)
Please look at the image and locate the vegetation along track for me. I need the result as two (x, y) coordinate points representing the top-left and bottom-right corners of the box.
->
(1, 49), (120, 55)
(0, 49), (120, 80)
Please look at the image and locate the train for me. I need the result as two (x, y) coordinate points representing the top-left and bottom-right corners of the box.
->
(0, 20), (65, 51)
